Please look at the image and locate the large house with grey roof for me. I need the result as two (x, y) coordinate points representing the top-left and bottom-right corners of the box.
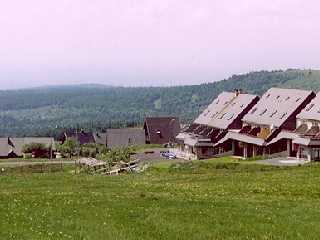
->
(215, 88), (315, 158)
(175, 90), (259, 159)
(274, 92), (320, 161)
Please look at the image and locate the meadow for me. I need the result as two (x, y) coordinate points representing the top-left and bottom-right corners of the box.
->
(1, 158), (320, 239)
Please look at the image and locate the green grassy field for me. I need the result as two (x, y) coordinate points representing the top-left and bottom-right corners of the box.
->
(1, 158), (320, 239)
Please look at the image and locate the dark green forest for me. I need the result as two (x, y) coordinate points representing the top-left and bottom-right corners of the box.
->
(1, 69), (320, 137)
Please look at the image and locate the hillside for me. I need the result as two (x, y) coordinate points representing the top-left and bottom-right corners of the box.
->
(1, 69), (320, 137)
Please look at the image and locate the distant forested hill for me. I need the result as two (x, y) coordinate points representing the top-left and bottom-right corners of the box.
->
(1, 69), (320, 137)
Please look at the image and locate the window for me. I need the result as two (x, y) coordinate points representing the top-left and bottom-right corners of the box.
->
(280, 113), (287, 119)
(156, 130), (163, 138)
(285, 97), (290, 101)
(276, 95), (280, 99)
(296, 98), (301, 102)
(240, 104), (244, 108)
(203, 110), (210, 116)
(219, 113), (227, 119)
(270, 110), (277, 117)
(266, 94), (271, 98)
(251, 108), (257, 114)
(227, 113), (234, 120)
(260, 109), (267, 116)
(306, 104), (315, 112)
(216, 100), (219, 104)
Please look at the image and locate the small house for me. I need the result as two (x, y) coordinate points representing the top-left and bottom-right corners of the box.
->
(144, 117), (180, 144)
(0, 137), (55, 158)
(105, 128), (145, 149)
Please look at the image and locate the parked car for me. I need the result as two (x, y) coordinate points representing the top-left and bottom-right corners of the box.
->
(161, 152), (177, 159)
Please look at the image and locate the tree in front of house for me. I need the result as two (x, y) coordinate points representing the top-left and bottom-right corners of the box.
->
(22, 143), (50, 158)
(56, 139), (79, 158)
(97, 147), (134, 170)
(80, 143), (108, 158)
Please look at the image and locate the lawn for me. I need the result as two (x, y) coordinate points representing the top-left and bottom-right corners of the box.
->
(1, 158), (320, 239)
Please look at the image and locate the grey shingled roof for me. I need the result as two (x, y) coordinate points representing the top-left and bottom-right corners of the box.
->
(93, 132), (107, 145)
(243, 88), (313, 128)
(194, 92), (258, 129)
(297, 91), (320, 121)
(106, 128), (145, 149)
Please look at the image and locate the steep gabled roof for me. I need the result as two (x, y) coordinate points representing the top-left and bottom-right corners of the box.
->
(144, 117), (180, 144)
(194, 92), (259, 129)
(297, 91), (320, 121)
(243, 88), (314, 128)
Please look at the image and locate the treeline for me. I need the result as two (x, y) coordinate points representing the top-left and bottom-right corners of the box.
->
(0, 69), (319, 137)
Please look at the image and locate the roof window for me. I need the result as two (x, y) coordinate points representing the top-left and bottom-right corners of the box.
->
(280, 113), (287, 119)
(219, 113), (227, 119)
(227, 113), (234, 120)
(306, 104), (315, 112)
(251, 108), (257, 114)
(270, 110), (277, 117)
(266, 94), (271, 98)
(276, 95), (280, 99)
(260, 109), (267, 116)
(296, 98), (301, 102)
(285, 97), (290, 101)
(240, 104), (244, 108)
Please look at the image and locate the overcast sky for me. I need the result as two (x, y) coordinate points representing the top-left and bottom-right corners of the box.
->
(0, 0), (319, 89)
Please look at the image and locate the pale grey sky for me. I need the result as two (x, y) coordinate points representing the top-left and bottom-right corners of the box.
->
(1, 0), (320, 89)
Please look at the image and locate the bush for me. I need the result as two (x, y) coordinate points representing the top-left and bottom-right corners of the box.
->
(22, 143), (49, 158)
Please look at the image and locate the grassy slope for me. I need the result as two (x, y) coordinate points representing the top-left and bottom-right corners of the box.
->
(1, 159), (320, 239)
